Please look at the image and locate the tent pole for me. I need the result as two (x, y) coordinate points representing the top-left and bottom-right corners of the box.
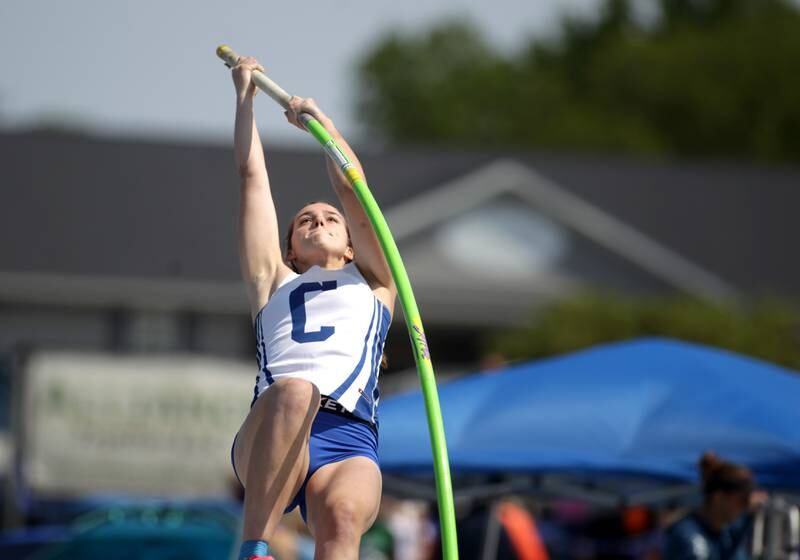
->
(481, 502), (502, 560)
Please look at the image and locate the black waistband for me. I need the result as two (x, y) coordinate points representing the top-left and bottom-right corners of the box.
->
(319, 395), (374, 429)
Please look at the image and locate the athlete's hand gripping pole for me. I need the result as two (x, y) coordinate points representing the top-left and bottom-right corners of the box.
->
(216, 45), (459, 560)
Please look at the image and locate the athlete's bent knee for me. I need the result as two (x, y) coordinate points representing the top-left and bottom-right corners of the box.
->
(317, 499), (363, 544)
(270, 378), (320, 419)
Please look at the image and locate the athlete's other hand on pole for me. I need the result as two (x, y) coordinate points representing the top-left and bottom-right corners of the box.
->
(285, 96), (334, 132)
(232, 56), (265, 100)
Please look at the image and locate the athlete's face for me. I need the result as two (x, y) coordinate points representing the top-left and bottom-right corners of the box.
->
(287, 203), (353, 267)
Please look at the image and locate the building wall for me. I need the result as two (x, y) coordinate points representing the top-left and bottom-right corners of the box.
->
(0, 304), (111, 354)
(0, 303), (253, 360)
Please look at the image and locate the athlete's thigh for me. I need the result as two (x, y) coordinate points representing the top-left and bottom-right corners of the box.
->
(233, 381), (316, 490)
(304, 456), (382, 537)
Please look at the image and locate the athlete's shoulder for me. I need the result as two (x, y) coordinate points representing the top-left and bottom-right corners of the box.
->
(253, 269), (300, 322)
(344, 261), (375, 284)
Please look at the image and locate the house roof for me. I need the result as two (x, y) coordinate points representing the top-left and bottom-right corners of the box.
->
(0, 131), (489, 280)
(521, 152), (800, 298)
(383, 159), (738, 300)
(2, 130), (797, 323)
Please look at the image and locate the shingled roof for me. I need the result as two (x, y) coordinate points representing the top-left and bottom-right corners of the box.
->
(0, 131), (490, 282)
(522, 152), (800, 298)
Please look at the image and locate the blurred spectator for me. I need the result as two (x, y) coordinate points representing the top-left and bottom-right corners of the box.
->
(382, 497), (434, 560)
(496, 499), (549, 560)
(663, 452), (767, 559)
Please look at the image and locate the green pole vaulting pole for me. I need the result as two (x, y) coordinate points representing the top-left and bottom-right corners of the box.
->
(216, 45), (459, 560)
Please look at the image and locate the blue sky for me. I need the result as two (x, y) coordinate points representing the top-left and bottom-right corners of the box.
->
(0, 0), (601, 146)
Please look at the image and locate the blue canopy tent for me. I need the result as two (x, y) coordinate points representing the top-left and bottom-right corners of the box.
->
(378, 338), (800, 503)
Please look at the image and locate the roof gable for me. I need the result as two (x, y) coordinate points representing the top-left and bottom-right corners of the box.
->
(385, 159), (738, 299)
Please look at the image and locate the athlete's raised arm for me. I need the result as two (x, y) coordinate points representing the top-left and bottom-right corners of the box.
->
(232, 57), (293, 319)
(284, 97), (396, 313)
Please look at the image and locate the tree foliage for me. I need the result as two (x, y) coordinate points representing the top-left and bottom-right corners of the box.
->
(486, 293), (800, 370)
(357, 0), (800, 160)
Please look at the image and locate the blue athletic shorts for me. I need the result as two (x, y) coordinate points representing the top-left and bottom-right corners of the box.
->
(231, 408), (379, 523)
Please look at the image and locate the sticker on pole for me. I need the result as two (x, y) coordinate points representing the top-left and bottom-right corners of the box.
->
(412, 324), (431, 362)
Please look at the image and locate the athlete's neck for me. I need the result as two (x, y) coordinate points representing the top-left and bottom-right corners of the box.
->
(293, 256), (349, 273)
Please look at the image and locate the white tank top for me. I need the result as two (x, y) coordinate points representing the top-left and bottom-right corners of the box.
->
(252, 262), (391, 425)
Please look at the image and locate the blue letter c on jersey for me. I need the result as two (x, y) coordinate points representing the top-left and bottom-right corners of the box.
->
(289, 281), (337, 343)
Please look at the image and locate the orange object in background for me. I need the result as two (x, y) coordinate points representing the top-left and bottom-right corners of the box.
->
(496, 501), (550, 560)
(623, 506), (651, 535)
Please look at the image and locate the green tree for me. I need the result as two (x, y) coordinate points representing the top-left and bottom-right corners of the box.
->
(486, 293), (800, 370)
(357, 0), (800, 160)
